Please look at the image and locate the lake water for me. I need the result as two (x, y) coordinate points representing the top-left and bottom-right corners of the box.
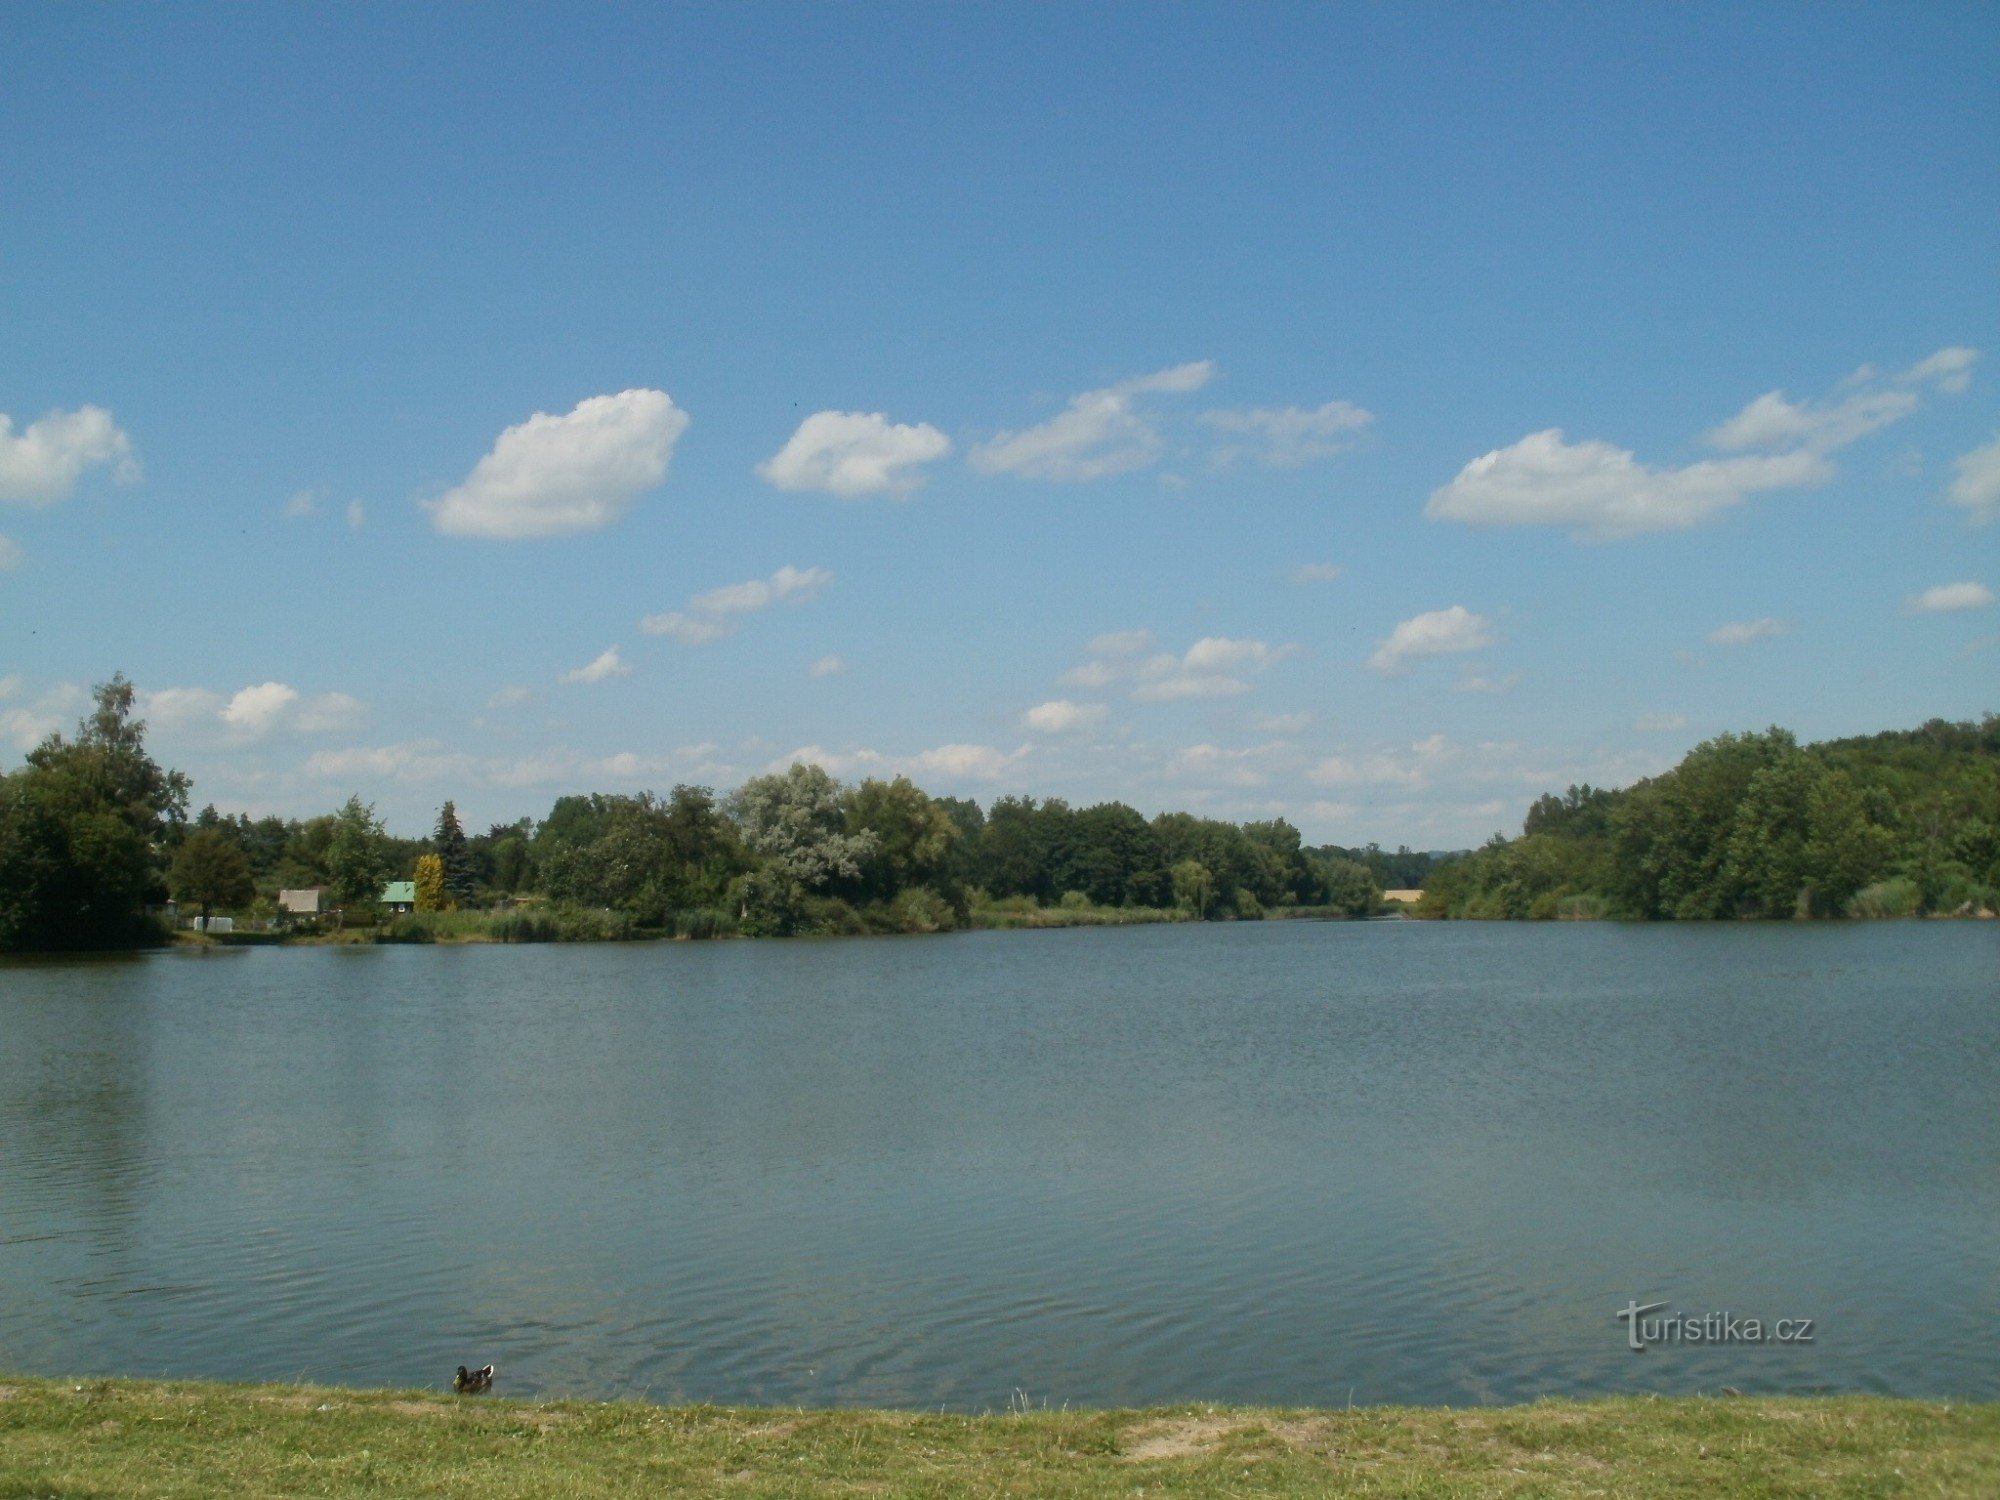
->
(2, 921), (1995, 1410)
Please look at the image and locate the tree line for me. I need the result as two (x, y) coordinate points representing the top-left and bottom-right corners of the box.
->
(1418, 718), (2000, 919)
(0, 676), (1386, 951)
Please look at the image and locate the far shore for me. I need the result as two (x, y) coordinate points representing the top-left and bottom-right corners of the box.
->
(1, 1374), (1993, 1497)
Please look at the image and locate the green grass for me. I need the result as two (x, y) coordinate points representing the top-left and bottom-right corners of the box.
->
(1, 1376), (1993, 1498)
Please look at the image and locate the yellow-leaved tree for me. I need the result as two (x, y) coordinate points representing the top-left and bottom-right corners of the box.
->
(414, 853), (446, 913)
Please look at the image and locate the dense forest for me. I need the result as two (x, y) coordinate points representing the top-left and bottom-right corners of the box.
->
(1419, 718), (2000, 919)
(0, 677), (1384, 951)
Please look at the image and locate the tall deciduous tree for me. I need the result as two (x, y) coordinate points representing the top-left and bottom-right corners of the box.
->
(326, 795), (392, 906)
(170, 829), (254, 926)
(413, 853), (446, 913)
(0, 675), (187, 951)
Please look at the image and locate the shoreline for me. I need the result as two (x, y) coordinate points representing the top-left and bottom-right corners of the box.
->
(2, 1374), (1994, 1497)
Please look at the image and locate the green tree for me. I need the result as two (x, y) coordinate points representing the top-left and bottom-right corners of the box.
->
(432, 800), (475, 906)
(326, 795), (392, 906)
(728, 764), (877, 891)
(846, 775), (959, 906)
(1171, 858), (1215, 920)
(0, 675), (187, 951)
(169, 828), (254, 926)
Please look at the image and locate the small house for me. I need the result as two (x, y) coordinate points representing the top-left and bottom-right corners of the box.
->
(380, 881), (417, 913)
(278, 887), (329, 917)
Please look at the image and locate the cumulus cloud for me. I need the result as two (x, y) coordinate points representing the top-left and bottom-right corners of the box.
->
(1023, 699), (1107, 733)
(0, 535), (20, 571)
(1290, 562), (1343, 584)
(1903, 581), (1994, 614)
(283, 489), (320, 519)
(141, 682), (366, 740)
(641, 564), (833, 644)
(757, 411), (951, 498)
(428, 389), (689, 538)
(1455, 669), (1521, 695)
(1131, 637), (1298, 702)
(1948, 435), (2000, 524)
(1088, 629), (1155, 656)
(221, 682), (301, 736)
(1636, 713), (1688, 732)
(809, 654), (846, 678)
(1164, 742), (1287, 787)
(0, 405), (139, 504)
(560, 646), (631, 684)
(346, 499), (367, 530)
(1707, 618), (1788, 647)
(971, 361), (1214, 481)
(1432, 348), (1976, 541)
(1428, 430), (1829, 539)
(1369, 606), (1496, 675)
(1202, 400), (1374, 467)
(487, 685), (534, 709)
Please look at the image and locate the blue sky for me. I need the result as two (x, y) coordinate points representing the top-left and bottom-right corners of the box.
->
(3, 3), (1996, 845)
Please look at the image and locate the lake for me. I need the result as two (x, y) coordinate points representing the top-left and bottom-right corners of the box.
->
(2, 920), (1995, 1410)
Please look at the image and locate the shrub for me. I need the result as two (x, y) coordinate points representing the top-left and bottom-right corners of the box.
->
(1846, 878), (1921, 919)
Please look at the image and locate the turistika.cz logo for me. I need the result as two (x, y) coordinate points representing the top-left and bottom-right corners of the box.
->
(1616, 1300), (1815, 1351)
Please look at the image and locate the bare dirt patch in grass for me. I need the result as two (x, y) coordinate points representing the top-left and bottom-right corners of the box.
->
(1120, 1413), (1240, 1460)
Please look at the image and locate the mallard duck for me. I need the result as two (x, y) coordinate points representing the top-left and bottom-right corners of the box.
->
(452, 1364), (495, 1394)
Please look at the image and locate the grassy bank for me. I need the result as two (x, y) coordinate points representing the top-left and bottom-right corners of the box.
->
(1, 1376), (1994, 1498)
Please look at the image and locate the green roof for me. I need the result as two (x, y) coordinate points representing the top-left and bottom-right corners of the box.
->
(381, 882), (417, 903)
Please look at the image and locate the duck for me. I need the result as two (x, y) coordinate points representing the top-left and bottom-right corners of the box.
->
(452, 1364), (495, 1394)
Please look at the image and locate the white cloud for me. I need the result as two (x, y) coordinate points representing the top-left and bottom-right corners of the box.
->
(1163, 742), (1286, 787)
(0, 535), (20, 571)
(1023, 699), (1107, 733)
(1252, 711), (1313, 735)
(1903, 581), (1994, 615)
(1290, 562), (1342, 584)
(809, 654), (846, 678)
(641, 564), (833, 644)
(0, 681), (86, 751)
(143, 686), (224, 730)
(971, 361), (1214, 481)
(1088, 629), (1155, 656)
(756, 411), (951, 498)
(1948, 435), (2000, 524)
(0, 405), (139, 505)
(1455, 669), (1521, 695)
(346, 499), (367, 530)
(1132, 673), (1252, 702)
(1059, 660), (1120, 689)
(1432, 350), (1976, 541)
(1705, 389), (1917, 454)
(283, 489), (319, 519)
(428, 389), (689, 538)
(560, 646), (631, 684)
(1369, 606), (1496, 675)
(1131, 637), (1296, 702)
(1202, 400), (1374, 467)
(1899, 346), (1978, 395)
(222, 682), (301, 736)
(487, 685), (534, 709)
(1428, 429), (1830, 539)
(1707, 617), (1788, 647)
(294, 692), (368, 733)
(768, 740), (1029, 783)
(908, 743), (1030, 780)
(1636, 713), (1689, 732)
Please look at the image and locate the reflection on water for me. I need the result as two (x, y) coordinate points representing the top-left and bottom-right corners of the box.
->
(1, 921), (1995, 1408)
